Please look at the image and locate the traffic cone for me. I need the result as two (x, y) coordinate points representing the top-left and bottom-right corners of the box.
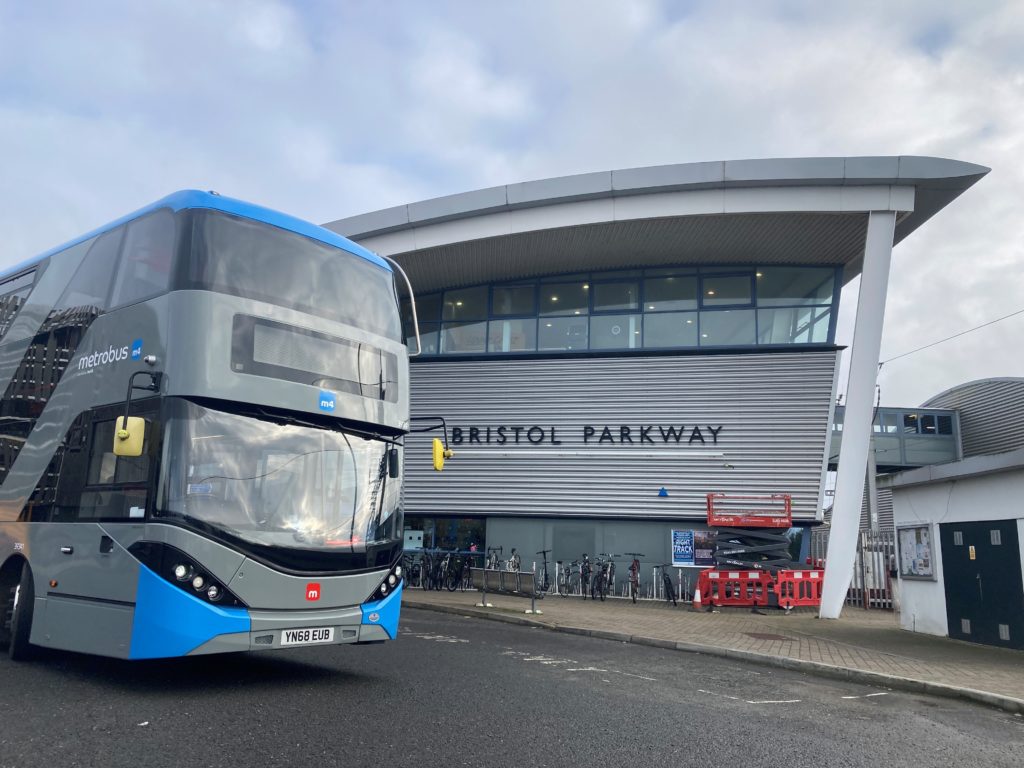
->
(691, 586), (703, 612)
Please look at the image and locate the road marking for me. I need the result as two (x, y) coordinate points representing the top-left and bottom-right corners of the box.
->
(841, 692), (889, 700)
(502, 649), (656, 681)
(612, 670), (658, 681)
(747, 699), (802, 704)
(408, 633), (469, 643)
(698, 689), (741, 701)
(699, 689), (801, 705)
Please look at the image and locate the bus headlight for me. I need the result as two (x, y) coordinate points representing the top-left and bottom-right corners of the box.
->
(365, 562), (404, 602)
(127, 541), (248, 609)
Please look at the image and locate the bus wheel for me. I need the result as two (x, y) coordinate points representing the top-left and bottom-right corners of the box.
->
(8, 563), (36, 661)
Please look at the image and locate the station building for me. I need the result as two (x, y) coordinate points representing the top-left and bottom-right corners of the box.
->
(881, 378), (1024, 649)
(325, 157), (987, 584)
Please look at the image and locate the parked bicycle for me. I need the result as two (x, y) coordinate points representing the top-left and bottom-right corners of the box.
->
(558, 560), (579, 596)
(656, 563), (678, 606)
(401, 552), (422, 588)
(441, 550), (466, 592)
(579, 554), (592, 600)
(625, 552), (645, 603)
(507, 548), (522, 572)
(536, 549), (552, 594)
(427, 550), (445, 591)
(485, 546), (503, 570)
(602, 553), (619, 596)
(591, 555), (612, 601)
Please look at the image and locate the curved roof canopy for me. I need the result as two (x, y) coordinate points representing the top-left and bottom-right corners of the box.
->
(325, 156), (987, 293)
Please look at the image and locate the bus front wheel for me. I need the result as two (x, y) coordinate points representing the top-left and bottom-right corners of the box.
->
(7, 563), (36, 661)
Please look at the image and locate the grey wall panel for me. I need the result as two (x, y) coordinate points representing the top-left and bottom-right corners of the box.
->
(923, 379), (1024, 458)
(859, 481), (895, 532)
(405, 351), (837, 521)
(877, 486), (894, 532)
(486, 516), (714, 591)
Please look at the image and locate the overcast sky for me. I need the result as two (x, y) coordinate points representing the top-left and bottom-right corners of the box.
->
(1, 1), (1021, 407)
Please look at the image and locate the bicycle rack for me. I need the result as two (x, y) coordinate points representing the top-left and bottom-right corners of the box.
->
(469, 565), (543, 615)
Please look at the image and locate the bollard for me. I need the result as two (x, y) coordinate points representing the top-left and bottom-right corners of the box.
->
(475, 567), (494, 608)
(525, 564), (543, 615)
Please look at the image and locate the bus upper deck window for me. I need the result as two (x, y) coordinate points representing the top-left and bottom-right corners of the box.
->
(110, 210), (176, 308)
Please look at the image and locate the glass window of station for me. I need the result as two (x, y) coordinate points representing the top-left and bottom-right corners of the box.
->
(401, 265), (839, 355)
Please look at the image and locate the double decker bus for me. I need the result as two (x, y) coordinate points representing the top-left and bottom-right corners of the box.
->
(0, 190), (410, 659)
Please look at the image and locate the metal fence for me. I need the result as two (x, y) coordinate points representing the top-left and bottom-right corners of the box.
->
(810, 528), (896, 609)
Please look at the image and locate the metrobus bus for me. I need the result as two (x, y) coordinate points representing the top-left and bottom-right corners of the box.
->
(0, 190), (413, 660)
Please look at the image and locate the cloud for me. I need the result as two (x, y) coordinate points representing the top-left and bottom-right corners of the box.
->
(1, 0), (1021, 407)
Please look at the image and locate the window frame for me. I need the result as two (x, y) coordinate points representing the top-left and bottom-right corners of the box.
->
(409, 264), (841, 357)
(0, 268), (37, 342)
(50, 399), (162, 524)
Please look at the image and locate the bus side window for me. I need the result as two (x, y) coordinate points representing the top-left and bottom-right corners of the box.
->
(55, 228), (124, 312)
(87, 420), (149, 484)
(110, 210), (175, 308)
(0, 270), (34, 341)
(67, 419), (151, 521)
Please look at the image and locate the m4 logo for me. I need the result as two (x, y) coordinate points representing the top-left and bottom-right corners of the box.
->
(306, 583), (321, 601)
(318, 390), (336, 412)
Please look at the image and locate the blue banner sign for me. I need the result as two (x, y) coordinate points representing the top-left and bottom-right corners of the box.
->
(671, 530), (695, 566)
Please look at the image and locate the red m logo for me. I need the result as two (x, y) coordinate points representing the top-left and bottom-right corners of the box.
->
(306, 583), (321, 601)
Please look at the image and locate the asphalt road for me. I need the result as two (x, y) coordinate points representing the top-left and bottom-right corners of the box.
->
(1, 607), (1022, 768)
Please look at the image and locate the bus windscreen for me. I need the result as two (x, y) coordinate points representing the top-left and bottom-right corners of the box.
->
(158, 400), (402, 555)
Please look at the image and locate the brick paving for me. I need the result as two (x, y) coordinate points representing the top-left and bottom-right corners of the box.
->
(403, 588), (1024, 705)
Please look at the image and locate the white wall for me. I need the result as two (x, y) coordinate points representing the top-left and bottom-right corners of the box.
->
(891, 468), (1024, 637)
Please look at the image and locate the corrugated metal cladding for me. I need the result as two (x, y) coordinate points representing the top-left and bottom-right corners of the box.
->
(859, 483), (895, 532)
(405, 350), (838, 522)
(923, 379), (1024, 458)
(877, 487), (894, 531)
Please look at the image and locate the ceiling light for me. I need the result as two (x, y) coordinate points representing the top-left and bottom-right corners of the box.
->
(583, 284), (589, 289)
(551, 296), (558, 302)
(455, 301), (463, 306)
(707, 290), (716, 296)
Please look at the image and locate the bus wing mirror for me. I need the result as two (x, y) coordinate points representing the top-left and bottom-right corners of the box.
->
(388, 447), (400, 478)
(432, 438), (453, 471)
(114, 416), (146, 457)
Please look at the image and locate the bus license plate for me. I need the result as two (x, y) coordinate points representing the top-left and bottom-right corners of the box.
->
(280, 627), (335, 646)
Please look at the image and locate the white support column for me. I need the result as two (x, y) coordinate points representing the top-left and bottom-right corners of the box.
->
(866, 444), (879, 531)
(820, 210), (896, 619)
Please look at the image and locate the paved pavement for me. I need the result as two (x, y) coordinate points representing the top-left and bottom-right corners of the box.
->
(403, 588), (1024, 713)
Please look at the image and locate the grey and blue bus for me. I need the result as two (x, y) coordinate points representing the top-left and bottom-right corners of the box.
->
(0, 190), (409, 660)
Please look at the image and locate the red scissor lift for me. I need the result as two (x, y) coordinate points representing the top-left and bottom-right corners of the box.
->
(697, 493), (824, 611)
